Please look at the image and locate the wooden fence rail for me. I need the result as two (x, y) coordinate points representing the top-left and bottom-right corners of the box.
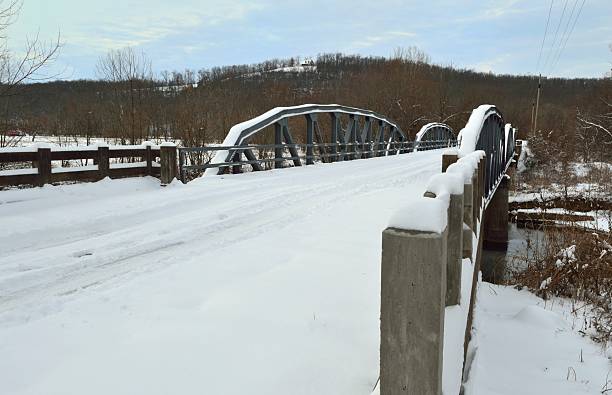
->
(0, 145), (162, 187)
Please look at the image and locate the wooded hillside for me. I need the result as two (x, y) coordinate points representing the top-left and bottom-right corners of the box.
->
(2, 52), (609, 161)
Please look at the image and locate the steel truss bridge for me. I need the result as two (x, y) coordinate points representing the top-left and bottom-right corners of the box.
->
(177, 103), (515, 192)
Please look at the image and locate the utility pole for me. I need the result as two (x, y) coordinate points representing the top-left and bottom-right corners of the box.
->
(530, 101), (535, 133)
(533, 74), (542, 132)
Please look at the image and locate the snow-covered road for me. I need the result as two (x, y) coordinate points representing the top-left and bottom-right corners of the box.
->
(0, 150), (443, 395)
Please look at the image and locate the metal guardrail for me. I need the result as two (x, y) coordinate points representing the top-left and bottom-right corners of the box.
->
(178, 139), (455, 182)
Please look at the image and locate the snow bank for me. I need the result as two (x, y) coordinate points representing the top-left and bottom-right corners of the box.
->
(464, 284), (612, 395)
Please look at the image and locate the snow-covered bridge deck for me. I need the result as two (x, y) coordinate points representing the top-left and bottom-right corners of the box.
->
(1, 150), (447, 395)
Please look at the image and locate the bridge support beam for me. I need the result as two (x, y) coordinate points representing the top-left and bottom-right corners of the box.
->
(483, 176), (509, 252)
(330, 113), (339, 162)
(305, 114), (316, 165)
(482, 175), (509, 283)
(380, 226), (447, 395)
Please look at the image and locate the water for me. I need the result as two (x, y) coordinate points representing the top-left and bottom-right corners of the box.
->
(481, 223), (546, 283)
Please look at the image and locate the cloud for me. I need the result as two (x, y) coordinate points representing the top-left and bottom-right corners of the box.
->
(471, 54), (512, 73)
(64, 1), (265, 52)
(453, 0), (530, 23)
(348, 30), (416, 49)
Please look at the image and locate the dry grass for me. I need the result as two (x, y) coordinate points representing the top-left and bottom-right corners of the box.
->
(509, 226), (612, 343)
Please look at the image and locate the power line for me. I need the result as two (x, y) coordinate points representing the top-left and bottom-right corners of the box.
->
(549, 0), (586, 76)
(536, 0), (554, 74)
(547, 0), (579, 75)
(542, 0), (569, 73)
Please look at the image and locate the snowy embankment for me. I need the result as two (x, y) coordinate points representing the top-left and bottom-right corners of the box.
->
(465, 283), (612, 394)
(1, 150), (445, 395)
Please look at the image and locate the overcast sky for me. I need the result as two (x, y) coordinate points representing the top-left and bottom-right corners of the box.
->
(8, 0), (612, 80)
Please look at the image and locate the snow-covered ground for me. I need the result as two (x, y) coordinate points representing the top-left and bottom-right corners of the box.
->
(0, 150), (446, 395)
(512, 207), (611, 232)
(465, 283), (612, 395)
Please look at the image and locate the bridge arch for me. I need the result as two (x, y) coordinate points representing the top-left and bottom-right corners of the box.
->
(457, 105), (515, 200)
(414, 123), (456, 151)
(204, 104), (410, 176)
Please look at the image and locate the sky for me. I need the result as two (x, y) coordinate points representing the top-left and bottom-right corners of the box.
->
(7, 0), (612, 80)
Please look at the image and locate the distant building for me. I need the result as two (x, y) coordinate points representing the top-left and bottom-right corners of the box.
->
(301, 59), (315, 68)
(6, 129), (25, 137)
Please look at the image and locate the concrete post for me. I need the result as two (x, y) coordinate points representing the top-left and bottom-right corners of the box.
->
(472, 165), (478, 228)
(160, 144), (177, 186)
(37, 147), (51, 186)
(463, 225), (473, 260)
(463, 171), (475, 260)
(475, 157), (486, 223)
(463, 182), (474, 230)
(380, 226), (447, 395)
(442, 152), (458, 173)
(446, 192), (464, 306)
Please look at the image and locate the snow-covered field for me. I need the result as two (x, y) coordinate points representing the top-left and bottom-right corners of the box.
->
(0, 150), (443, 395)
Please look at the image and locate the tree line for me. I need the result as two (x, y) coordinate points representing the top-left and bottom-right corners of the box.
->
(1, 47), (610, 164)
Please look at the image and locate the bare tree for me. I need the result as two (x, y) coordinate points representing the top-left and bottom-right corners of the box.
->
(0, 0), (61, 147)
(576, 46), (612, 162)
(96, 47), (153, 144)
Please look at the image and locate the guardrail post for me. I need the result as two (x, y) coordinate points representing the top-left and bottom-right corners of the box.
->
(160, 143), (177, 186)
(37, 147), (51, 186)
(98, 146), (109, 179)
(145, 145), (152, 176)
(381, 224), (447, 395)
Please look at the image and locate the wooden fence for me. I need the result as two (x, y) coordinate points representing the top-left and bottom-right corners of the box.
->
(0, 145), (162, 187)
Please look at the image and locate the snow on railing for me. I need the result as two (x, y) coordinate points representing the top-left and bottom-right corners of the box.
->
(389, 150), (486, 233)
(457, 104), (500, 155)
(0, 141), (160, 153)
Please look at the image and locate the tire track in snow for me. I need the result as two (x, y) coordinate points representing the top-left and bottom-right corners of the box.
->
(0, 152), (441, 322)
